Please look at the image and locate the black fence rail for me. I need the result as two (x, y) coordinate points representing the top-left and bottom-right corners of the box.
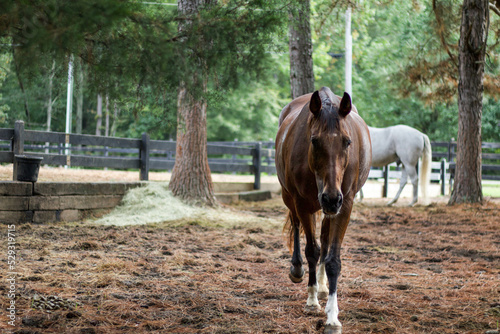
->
(1, 121), (499, 193)
(432, 141), (500, 181)
(0, 121), (275, 189)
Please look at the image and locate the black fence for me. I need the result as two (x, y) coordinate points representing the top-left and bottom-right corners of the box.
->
(1, 121), (499, 192)
(0, 121), (275, 189)
(431, 141), (500, 181)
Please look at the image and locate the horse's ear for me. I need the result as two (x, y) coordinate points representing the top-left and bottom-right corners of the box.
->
(310, 91), (321, 117)
(338, 92), (352, 118)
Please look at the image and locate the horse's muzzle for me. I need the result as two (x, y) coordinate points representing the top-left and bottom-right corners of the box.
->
(320, 192), (343, 215)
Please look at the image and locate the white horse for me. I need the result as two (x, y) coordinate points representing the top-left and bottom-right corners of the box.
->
(362, 125), (432, 205)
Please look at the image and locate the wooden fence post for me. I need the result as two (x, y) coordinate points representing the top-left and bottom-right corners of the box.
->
(140, 133), (150, 181)
(253, 142), (262, 190)
(13, 120), (25, 181)
(440, 159), (447, 196)
(382, 165), (389, 198)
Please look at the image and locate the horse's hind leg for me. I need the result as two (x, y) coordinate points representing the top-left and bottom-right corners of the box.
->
(289, 211), (305, 283)
(282, 190), (305, 283)
(406, 165), (419, 206)
(357, 188), (364, 202)
(387, 167), (408, 205)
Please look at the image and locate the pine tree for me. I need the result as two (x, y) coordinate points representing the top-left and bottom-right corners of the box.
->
(0, 0), (288, 204)
(288, 0), (314, 99)
(449, 0), (491, 204)
(169, 0), (217, 206)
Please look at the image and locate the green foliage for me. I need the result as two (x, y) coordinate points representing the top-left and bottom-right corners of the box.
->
(311, 0), (469, 141)
(0, 53), (11, 123)
(0, 0), (499, 144)
(0, 0), (290, 138)
(207, 56), (290, 141)
(483, 98), (500, 142)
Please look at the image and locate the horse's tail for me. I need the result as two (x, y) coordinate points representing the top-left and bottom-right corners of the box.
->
(283, 210), (295, 253)
(420, 134), (432, 201)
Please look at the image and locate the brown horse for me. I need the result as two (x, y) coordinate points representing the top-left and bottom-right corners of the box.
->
(275, 87), (371, 334)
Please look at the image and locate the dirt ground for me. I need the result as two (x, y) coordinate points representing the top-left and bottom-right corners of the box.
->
(0, 168), (499, 334)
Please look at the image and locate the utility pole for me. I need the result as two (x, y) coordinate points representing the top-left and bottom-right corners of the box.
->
(345, 7), (352, 98)
(65, 55), (74, 166)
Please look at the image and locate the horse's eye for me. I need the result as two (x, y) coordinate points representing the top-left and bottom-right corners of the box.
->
(344, 138), (352, 148)
(311, 137), (319, 147)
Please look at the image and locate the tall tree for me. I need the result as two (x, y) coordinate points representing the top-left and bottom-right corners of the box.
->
(96, 94), (102, 136)
(75, 59), (85, 135)
(46, 60), (56, 132)
(169, 0), (217, 206)
(449, 0), (489, 204)
(288, 0), (314, 99)
(1, 0), (288, 204)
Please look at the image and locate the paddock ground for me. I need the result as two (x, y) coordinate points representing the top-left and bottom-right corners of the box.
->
(0, 166), (499, 333)
(3, 164), (499, 201)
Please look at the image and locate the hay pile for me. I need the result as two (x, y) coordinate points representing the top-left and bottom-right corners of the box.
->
(95, 183), (201, 225)
(94, 182), (281, 230)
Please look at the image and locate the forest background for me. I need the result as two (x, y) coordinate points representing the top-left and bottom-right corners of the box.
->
(1, 0), (499, 144)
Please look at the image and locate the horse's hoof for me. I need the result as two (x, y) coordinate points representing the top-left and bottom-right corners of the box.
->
(289, 266), (304, 283)
(304, 304), (321, 314)
(324, 324), (342, 334)
(318, 290), (329, 300)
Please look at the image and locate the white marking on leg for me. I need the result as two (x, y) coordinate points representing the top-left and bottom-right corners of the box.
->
(317, 263), (328, 298)
(325, 291), (342, 328)
(306, 284), (320, 309)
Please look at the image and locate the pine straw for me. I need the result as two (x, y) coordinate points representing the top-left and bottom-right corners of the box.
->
(1, 198), (499, 333)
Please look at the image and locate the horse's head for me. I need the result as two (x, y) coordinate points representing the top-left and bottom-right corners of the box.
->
(307, 87), (352, 216)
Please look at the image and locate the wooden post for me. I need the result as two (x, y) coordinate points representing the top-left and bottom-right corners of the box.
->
(440, 159), (447, 196)
(13, 120), (25, 181)
(383, 165), (389, 198)
(232, 138), (238, 175)
(140, 132), (150, 181)
(253, 142), (262, 190)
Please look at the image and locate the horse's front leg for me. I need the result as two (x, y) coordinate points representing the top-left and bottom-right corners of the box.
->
(323, 207), (352, 334)
(324, 243), (342, 334)
(297, 210), (321, 313)
(317, 215), (331, 300)
(304, 235), (321, 313)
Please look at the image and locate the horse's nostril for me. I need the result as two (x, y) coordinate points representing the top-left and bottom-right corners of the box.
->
(321, 193), (329, 203)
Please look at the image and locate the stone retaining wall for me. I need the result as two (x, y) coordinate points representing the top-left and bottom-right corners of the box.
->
(0, 182), (145, 223)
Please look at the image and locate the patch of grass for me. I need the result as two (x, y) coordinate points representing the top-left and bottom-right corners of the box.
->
(483, 183), (500, 197)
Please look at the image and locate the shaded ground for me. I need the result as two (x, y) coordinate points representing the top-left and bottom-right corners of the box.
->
(1, 194), (499, 334)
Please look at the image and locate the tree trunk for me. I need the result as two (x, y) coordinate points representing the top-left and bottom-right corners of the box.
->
(96, 94), (102, 136)
(45, 60), (56, 155)
(76, 60), (84, 135)
(110, 102), (120, 137)
(105, 95), (110, 137)
(170, 83), (216, 206)
(449, 0), (489, 204)
(169, 0), (217, 206)
(288, 0), (314, 99)
(46, 60), (56, 133)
